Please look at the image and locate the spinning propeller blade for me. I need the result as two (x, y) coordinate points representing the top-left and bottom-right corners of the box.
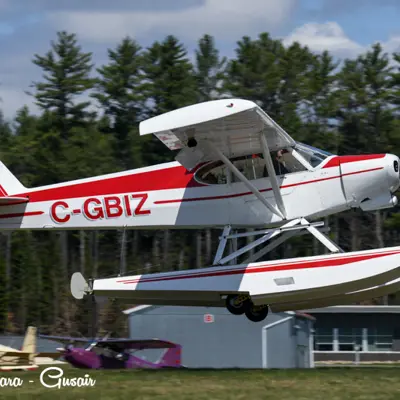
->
(70, 272), (89, 300)
(85, 331), (110, 351)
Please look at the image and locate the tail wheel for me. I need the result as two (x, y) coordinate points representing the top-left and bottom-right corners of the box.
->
(245, 303), (269, 322)
(225, 294), (251, 315)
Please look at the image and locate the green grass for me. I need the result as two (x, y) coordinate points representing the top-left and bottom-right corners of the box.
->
(1, 365), (400, 400)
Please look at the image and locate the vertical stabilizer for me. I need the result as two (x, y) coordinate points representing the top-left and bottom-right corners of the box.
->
(158, 345), (182, 367)
(0, 161), (26, 196)
(21, 326), (37, 361)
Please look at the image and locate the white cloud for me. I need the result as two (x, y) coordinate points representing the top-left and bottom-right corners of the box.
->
(383, 35), (400, 54)
(0, 87), (39, 121)
(283, 22), (364, 57)
(47, 0), (295, 43)
(283, 21), (400, 59)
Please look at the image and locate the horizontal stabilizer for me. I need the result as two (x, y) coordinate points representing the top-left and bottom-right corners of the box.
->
(0, 351), (30, 357)
(0, 196), (29, 206)
(36, 352), (62, 359)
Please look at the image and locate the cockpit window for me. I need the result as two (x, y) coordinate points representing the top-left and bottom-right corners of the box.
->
(195, 155), (267, 185)
(195, 151), (307, 185)
(294, 142), (333, 168)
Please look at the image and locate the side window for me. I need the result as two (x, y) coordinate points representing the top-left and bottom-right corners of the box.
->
(195, 155), (267, 185)
(272, 150), (307, 174)
(195, 150), (306, 185)
(231, 155), (267, 182)
(195, 161), (228, 185)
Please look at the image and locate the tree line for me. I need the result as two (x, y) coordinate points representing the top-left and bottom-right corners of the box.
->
(0, 31), (399, 336)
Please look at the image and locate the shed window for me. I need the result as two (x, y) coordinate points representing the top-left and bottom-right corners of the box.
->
(367, 327), (393, 351)
(338, 328), (362, 351)
(314, 327), (334, 351)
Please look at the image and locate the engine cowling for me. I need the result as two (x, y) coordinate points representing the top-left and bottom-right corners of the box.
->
(359, 194), (398, 212)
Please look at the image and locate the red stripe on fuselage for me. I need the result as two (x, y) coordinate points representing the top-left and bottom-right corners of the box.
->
(0, 185), (8, 197)
(0, 165), (383, 219)
(13, 165), (204, 203)
(8, 156), (384, 205)
(322, 154), (385, 168)
(0, 211), (44, 219)
(118, 249), (400, 284)
(154, 167), (383, 205)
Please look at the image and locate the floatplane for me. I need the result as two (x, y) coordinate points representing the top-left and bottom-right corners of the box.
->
(0, 99), (399, 322)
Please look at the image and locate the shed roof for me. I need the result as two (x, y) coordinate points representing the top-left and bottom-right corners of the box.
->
(302, 305), (400, 314)
(122, 305), (315, 321)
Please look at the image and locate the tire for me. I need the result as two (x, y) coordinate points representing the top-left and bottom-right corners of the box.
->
(225, 294), (251, 315)
(245, 304), (269, 322)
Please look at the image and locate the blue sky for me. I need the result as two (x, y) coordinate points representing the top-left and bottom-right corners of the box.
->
(0, 0), (399, 119)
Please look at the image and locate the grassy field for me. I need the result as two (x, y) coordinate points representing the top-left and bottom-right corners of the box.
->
(1, 366), (400, 400)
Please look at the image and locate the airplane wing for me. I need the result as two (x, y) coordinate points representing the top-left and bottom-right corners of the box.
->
(95, 339), (178, 351)
(38, 335), (90, 346)
(38, 335), (177, 352)
(139, 98), (296, 170)
(140, 98), (292, 219)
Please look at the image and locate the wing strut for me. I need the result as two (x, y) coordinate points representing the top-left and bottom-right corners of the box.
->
(259, 132), (287, 219)
(205, 142), (285, 220)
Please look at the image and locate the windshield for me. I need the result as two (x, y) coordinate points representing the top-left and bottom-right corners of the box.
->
(294, 142), (333, 168)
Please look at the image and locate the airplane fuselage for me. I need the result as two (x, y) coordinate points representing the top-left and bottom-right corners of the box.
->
(0, 153), (398, 230)
(63, 347), (181, 369)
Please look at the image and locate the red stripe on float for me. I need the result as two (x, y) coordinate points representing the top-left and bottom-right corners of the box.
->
(118, 249), (400, 284)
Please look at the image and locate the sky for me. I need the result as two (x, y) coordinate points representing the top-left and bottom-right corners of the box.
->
(0, 0), (399, 120)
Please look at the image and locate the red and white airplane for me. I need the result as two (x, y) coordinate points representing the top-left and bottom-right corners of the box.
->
(1, 98), (400, 322)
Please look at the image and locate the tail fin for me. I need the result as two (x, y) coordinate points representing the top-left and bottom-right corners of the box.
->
(21, 326), (37, 361)
(0, 161), (26, 196)
(158, 345), (182, 367)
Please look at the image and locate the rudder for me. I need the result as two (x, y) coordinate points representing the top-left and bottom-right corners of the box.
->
(0, 160), (26, 196)
(158, 345), (182, 367)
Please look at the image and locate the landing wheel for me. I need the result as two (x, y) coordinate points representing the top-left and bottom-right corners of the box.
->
(225, 294), (251, 315)
(116, 352), (129, 362)
(245, 303), (269, 322)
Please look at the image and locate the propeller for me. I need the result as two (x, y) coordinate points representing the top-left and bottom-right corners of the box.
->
(85, 331), (111, 352)
(56, 340), (75, 354)
(70, 272), (90, 300)
(70, 272), (109, 339)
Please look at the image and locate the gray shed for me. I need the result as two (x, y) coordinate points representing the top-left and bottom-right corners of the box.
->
(123, 305), (315, 369)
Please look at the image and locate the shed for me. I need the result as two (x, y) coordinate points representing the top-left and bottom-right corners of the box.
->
(304, 305), (400, 363)
(123, 305), (315, 369)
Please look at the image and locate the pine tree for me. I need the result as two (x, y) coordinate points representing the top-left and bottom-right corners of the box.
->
(391, 52), (400, 112)
(194, 34), (226, 102)
(224, 33), (285, 118)
(93, 37), (144, 169)
(142, 35), (197, 117)
(300, 51), (339, 151)
(141, 35), (197, 164)
(335, 43), (394, 155)
(0, 110), (14, 164)
(30, 31), (95, 140)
